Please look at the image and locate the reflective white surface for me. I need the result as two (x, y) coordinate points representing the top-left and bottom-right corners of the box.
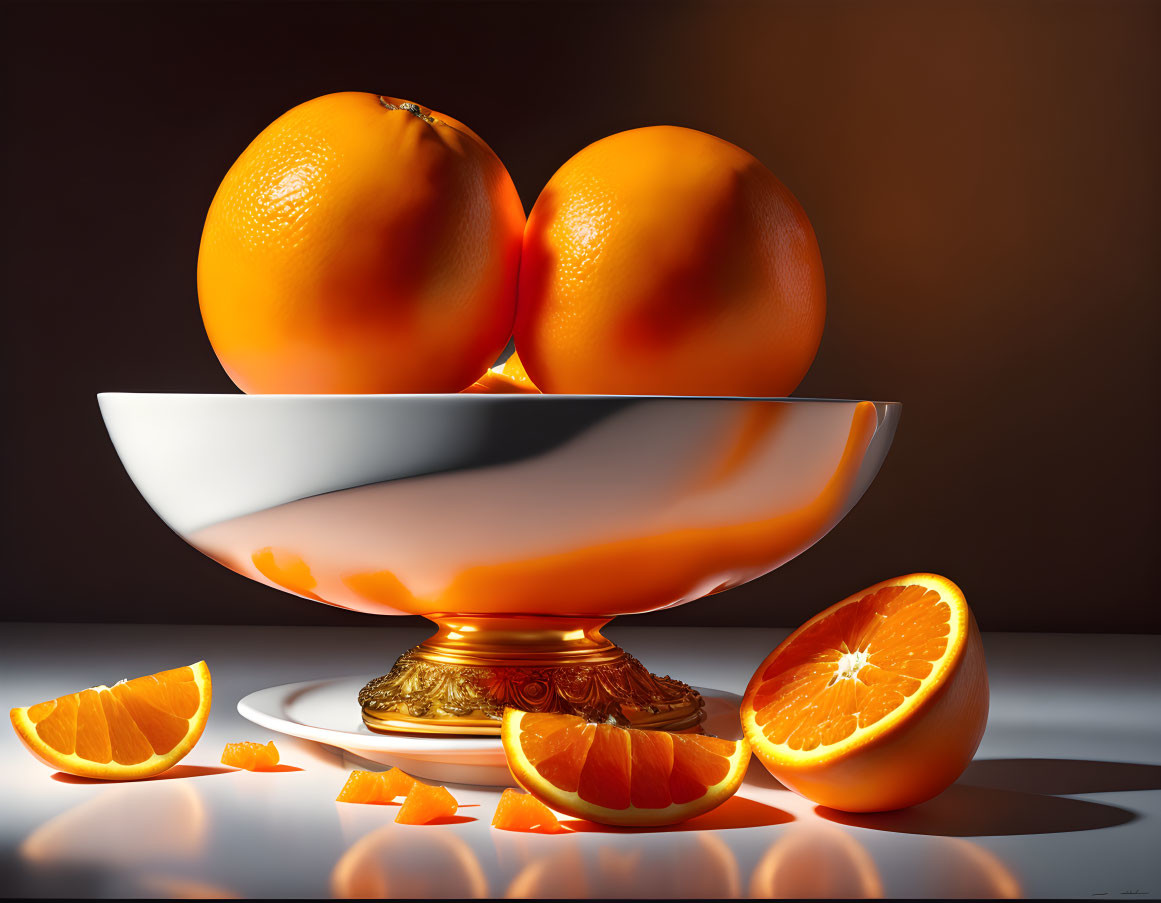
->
(2, 623), (1159, 899)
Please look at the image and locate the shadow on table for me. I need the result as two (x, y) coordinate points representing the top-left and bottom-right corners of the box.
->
(562, 795), (793, 833)
(816, 782), (1136, 837)
(742, 762), (788, 792)
(961, 758), (1161, 795)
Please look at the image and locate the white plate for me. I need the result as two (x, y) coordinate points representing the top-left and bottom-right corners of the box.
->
(238, 675), (743, 787)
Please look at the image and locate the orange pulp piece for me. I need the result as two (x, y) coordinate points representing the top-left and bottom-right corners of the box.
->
(462, 351), (541, 394)
(221, 740), (280, 771)
(336, 767), (416, 804)
(740, 573), (988, 812)
(491, 788), (562, 833)
(501, 709), (750, 826)
(9, 661), (212, 780)
(395, 782), (459, 825)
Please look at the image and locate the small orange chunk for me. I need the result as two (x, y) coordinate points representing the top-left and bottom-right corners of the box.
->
(381, 766), (416, 799)
(336, 767), (417, 804)
(221, 740), (279, 771)
(337, 770), (383, 803)
(395, 782), (459, 825)
(491, 788), (562, 833)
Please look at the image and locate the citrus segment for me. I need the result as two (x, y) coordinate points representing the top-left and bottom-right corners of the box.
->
(9, 661), (212, 780)
(220, 740), (279, 771)
(336, 770), (383, 804)
(501, 709), (750, 826)
(395, 783), (459, 825)
(336, 767), (415, 804)
(741, 573), (988, 812)
(491, 788), (561, 833)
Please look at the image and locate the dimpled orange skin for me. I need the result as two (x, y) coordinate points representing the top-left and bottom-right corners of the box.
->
(198, 93), (525, 394)
(515, 126), (825, 396)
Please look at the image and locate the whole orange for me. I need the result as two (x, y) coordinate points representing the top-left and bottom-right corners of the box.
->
(198, 93), (525, 394)
(515, 126), (825, 396)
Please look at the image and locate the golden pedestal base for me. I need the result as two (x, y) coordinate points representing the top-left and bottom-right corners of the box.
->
(358, 616), (705, 735)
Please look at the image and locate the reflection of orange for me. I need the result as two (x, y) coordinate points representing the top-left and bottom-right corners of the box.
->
(441, 402), (876, 616)
(251, 547), (324, 601)
(926, 837), (1022, 899)
(341, 569), (415, 610)
(749, 825), (883, 898)
(331, 825), (487, 898)
(21, 780), (207, 864)
(136, 876), (240, 899)
(515, 126), (824, 396)
(741, 574), (988, 812)
(199, 92), (524, 394)
(10, 662), (212, 780)
(501, 709), (750, 826)
(505, 832), (740, 898)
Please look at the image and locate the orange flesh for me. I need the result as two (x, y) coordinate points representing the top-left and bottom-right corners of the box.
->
(395, 783), (459, 824)
(25, 666), (202, 764)
(381, 766), (416, 799)
(337, 770), (383, 803)
(336, 766), (417, 803)
(517, 713), (737, 809)
(751, 584), (951, 751)
(221, 740), (279, 771)
(491, 788), (561, 833)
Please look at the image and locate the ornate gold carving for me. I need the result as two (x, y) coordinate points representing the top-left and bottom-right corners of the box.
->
(359, 647), (705, 735)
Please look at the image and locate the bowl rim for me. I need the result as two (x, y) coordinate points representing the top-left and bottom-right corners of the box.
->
(97, 392), (901, 406)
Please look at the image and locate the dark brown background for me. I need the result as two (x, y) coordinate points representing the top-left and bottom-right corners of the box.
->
(2, 0), (1158, 632)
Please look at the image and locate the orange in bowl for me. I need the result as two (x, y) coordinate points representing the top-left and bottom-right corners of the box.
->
(515, 125), (825, 396)
(198, 92), (525, 394)
(740, 573), (988, 812)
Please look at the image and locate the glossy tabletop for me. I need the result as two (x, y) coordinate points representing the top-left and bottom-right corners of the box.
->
(1, 623), (1158, 899)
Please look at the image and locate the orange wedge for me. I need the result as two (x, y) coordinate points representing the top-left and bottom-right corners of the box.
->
(740, 573), (988, 812)
(501, 709), (750, 826)
(462, 351), (541, 393)
(10, 661), (212, 780)
(220, 740), (279, 771)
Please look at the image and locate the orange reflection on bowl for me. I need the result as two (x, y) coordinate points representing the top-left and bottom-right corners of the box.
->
(331, 825), (487, 899)
(251, 547), (325, 602)
(749, 825), (883, 899)
(505, 832), (740, 899)
(442, 402), (877, 617)
(189, 400), (883, 620)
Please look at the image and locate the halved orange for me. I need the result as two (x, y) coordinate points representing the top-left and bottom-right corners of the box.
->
(501, 709), (750, 826)
(10, 661), (212, 780)
(740, 573), (988, 812)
